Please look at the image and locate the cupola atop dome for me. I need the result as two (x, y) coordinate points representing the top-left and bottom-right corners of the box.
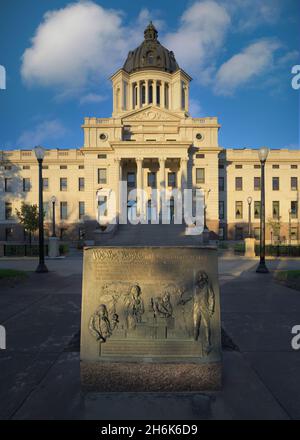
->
(123, 21), (180, 74)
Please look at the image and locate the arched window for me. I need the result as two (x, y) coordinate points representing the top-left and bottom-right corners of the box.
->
(156, 82), (160, 106)
(181, 81), (186, 110)
(141, 83), (146, 105)
(116, 87), (120, 110)
(147, 51), (154, 64)
(165, 83), (169, 109)
(148, 82), (153, 104)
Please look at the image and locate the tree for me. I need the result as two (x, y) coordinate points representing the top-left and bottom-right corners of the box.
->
(16, 203), (40, 246)
(267, 216), (282, 244)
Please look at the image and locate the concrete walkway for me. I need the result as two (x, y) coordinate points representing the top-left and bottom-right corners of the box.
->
(0, 256), (299, 419)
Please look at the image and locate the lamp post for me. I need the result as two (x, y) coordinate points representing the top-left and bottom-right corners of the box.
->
(50, 196), (57, 237)
(34, 146), (48, 273)
(204, 188), (211, 230)
(256, 146), (269, 273)
(247, 196), (253, 238)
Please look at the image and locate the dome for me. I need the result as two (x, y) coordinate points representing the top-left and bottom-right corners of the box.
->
(123, 22), (180, 74)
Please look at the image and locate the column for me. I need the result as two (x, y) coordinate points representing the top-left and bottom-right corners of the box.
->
(114, 158), (122, 218)
(153, 80), (157, 106)
(145, 80), (148, 106)
(136, 158), (143, 215)
(180, 158), (188, 190)
(158, 157), (166, 218)
(161, 81), (165, 108)
(137, 81), (141, 108)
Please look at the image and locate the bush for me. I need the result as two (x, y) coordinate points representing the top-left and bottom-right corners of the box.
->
(218, 242), (228, 249)
(59, 244), (69, 255)
(4, 244), (48, 257)
(234, 243), (245, 253)
(255, 245), (300, 257)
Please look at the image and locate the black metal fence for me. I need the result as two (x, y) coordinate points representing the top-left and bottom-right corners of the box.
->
(4, 244), (48, 257)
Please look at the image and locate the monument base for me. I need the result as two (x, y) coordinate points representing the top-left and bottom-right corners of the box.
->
(48, 237), (60, 258)
(244, 237), (256, 258)
(81, 361), (222, 392)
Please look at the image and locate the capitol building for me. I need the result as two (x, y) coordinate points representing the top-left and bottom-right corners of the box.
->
(0, 23), (299, 245)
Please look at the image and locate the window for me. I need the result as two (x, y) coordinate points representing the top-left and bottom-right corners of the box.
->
(5, 178), (12, 192)
(235, 164), (243, 169)
(254, 164), (261, 169)
(156, 83), (160, 105)
(291, 201), (298, 219)
(291, 165), (298, 169)
(291, 227), (299, 241)
(235, 177), (243, 191)
(168, 172), (176, 188)
(196, 154), (205, 159)
(219, 201), (224, 220)
(23, 178), (30, 192)
(79, 177), (85, 191)
(23, 165), (30, 170)
(5, 202), (12, 220)
(219, 177), (224, 191)
(272, 164), (280, 169)
(272, 201), (280, 219)
(98, 154), (107, 159)
(42, 178), (49, 191)
(141, 83), (146, 105)
(127, 172), (135, 188)
(123, 81), (127, 110)
(79, 201), (85, 220)
(291, 177), (298, 191)
(60, 178), (67, 191)
(148, 82), (153, 104)
(254, 201), (261, 219)
(272, 177), (279, 191)
(98, 168), (107, 184)
(79, 165), (84, 170)
(60, 165), (67, 169)
(147, 172), (156, 188)
(42, 165), (48, 169)
(235, 201), (243, 219)
(254, 228), (260, 240)
(98, 196), (108, 217)
(164, 83), (169, 108)
(4, 165), (12, 170)
(5, 227), (13, 241)
(254, 177), (261, 191)
(196, 168), (205, 184)
(235, 226), (244, 240)
(60, 202), (68, 220)
(181, 81), (186, 109)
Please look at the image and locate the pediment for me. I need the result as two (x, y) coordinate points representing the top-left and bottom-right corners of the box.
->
(122, 106), (181, 122)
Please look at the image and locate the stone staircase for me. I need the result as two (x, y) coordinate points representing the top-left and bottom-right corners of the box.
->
(96, 222), (203, 246)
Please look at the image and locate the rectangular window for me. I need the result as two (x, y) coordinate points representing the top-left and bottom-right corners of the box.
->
(291, 227), (299, 241)
(79, 177), (85, 191)
(98, 168), (107, 184)
(291, 177), (298, 191)
(219, 201), (224, 220)
(60, 165), (67, 169)
(23, 178), (31, 192)
(235, 177), (243, 191)
(147, 172), (156, 188)
(98, 196), (108, 217)
(98, 154), (107, 159)
(23, 165), (30, 170)
(79, 201), (85, 219)
(60, 178), (67, 191)
(5, 178), (12, 192)
(5, 202), (13, 220)
(272, 177), (280, 190)
(254, 177), (261, 191)
(42, 178), (49, 191)
(272, 164), (280, 169)
(291, 165), (298, 169)
(4, 165), (12, 170)
(196, 168), (205, 184)
(60, 201), (68, 220)
(5, 227), (13, 241)
(254, 201), (261, 219)
(168, 172), (176, 188)
(235, 201), (243, 219)
(219, 177), (224, 191)
(235, 164), (243, 169)
(254, 164), (261, 169)
(42, 165), (48, 170)
(291, 201), (298, 219)
(78, 165), (84, 170)
(196, 154), (205, 159)
(127, 172), (136, 188)
(272, 201), (280, 219)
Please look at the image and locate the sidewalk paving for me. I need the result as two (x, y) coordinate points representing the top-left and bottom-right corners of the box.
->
(0, 257), (299, 419)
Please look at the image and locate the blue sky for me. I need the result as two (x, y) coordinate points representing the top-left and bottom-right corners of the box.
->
(0, 0), (299, 150)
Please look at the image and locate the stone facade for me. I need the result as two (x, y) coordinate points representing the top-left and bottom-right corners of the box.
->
(0, 24), (299, 245)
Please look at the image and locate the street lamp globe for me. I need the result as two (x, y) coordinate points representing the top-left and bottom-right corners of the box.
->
(50, 195), (57, 204)
(258, 146), (269, 163)
(247, 196), (253, 205)
(34, 145), (46, 160)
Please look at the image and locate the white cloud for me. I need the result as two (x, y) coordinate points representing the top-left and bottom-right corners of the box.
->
(79, 93), (108, 105)
(224, 0), (281, 31)
(163, 1), (230, 78)
(17, 120), (67, 147)
(21, 2), (134, 92)
(214, 39), (281, 95)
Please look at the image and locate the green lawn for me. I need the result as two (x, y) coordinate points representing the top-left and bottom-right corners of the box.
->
(274, 270), (300, 281)
(0, 268), (28, 279)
